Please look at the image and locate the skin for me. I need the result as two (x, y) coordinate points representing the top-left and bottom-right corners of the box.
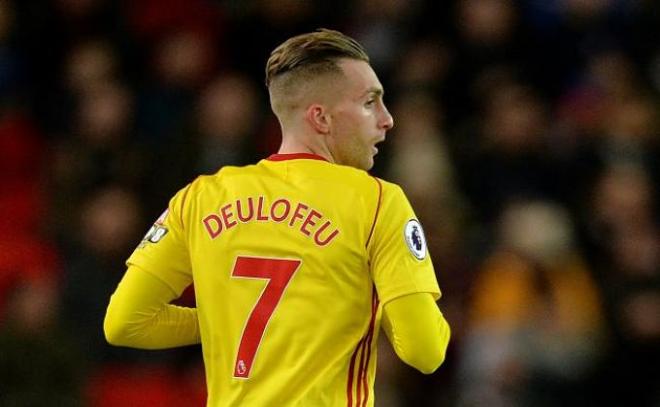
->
(277, 58), (394, 170)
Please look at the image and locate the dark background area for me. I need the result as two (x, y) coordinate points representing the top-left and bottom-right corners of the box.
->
(1, 0), (659, 405)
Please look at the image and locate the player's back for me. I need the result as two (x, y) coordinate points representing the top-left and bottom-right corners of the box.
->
(184, 154), (383, 406)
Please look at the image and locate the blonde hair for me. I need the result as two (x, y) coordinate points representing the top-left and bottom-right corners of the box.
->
(265, 28), (369, 88)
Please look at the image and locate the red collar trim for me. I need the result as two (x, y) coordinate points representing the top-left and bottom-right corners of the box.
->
(266, 153), (329, 162)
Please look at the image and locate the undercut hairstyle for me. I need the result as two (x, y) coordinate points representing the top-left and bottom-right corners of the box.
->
(266, 28), (369, 88)
(266, 29), (370, 119)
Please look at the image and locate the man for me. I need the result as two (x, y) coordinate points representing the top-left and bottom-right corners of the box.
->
(104, 29), (450, 406)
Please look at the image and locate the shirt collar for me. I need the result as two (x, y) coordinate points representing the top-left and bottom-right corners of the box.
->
(266, 153), (329, 162)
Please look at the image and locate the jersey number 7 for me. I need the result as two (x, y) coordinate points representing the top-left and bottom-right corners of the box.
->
(231, 256), (302, 379)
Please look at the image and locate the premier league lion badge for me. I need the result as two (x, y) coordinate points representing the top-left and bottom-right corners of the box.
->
(404, 219), (427, 260)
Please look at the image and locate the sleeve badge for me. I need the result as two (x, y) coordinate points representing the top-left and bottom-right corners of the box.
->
(404, 219), (427, 260)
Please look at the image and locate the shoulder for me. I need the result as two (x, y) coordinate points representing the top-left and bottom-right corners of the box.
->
(314, 167), (409, 210)
(187, 164), (260, 190)
(370, 176), (407, 202)
(169, 166), (242, 207)
(320, 163), (399, 192)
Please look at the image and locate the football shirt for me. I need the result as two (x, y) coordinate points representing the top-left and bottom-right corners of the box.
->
(127, 153), (440, 406)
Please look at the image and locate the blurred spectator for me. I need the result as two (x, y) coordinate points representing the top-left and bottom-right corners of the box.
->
(456, 0), (517, 48)
(0, 105), (75, 401)
(393, 37), (453, 90)
(223, 0), (327, 81)
(459, 201), (605, 406)
(194, 72), (262, 172)
(447, 0), (523, 119)
(381, 89), (471, 406)
(153, 30), (217, 91)
(64, 39), (119, 94)
(59, 185), (206, 405)
(0, 276), (82, 406)
(0, 109), (60, 327)
(60, 185), (144, 363)
(50, 81), (151, 240)
(587, 165), (656, 258)
(124, 0), (224, 147)
(456, 77), (571, 223)
(135, 28), (218, 147)
(150, 72), (264, 207)
(585, 165), (660, 406)
(348, 0), (424, 78)
(386, 90), (467, 263)
(0, 110), (48, 235)
(0, 234), (59, 323)
(557, 50), (640, 143)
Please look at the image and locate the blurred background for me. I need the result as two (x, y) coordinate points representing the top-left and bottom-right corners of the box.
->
(0, 0), (659, 405)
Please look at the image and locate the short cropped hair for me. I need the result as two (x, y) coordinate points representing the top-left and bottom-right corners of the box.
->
(265, 28), (369, 88)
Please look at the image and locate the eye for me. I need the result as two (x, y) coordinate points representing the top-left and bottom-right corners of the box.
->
(365, 98), (376, 107)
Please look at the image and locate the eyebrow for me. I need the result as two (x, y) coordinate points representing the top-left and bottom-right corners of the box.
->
(361, 87), (384, 99)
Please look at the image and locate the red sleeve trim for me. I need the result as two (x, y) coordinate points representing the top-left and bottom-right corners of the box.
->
(365, 177), (383, 248)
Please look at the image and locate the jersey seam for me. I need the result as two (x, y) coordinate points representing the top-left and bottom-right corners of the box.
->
(178, 180), (196, 231)
(365, 177), (383, 248)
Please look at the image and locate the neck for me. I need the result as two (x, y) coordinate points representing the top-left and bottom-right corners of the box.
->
(278, 132), (335, 163)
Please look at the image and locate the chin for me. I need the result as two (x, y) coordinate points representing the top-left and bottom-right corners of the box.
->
(362, 158), (374, 171)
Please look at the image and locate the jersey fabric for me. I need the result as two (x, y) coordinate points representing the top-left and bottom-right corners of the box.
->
(126, 153), (441, 406)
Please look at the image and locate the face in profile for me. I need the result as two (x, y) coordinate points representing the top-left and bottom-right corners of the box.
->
(326, 59), (394, 170)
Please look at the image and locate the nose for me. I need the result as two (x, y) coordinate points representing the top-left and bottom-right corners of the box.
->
(380, 105), (394, 131)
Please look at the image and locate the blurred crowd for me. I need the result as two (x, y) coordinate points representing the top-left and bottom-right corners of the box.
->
(0, 0), (659, 406)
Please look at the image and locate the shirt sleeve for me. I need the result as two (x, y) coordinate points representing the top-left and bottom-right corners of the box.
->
(104, 265), (200, 349)
(126, 184), (193, 296)
(367, 179), (440, 305)
(381, 292), (450, 374)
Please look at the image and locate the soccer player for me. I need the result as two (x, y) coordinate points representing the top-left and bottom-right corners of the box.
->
(104, 29), (450, 406)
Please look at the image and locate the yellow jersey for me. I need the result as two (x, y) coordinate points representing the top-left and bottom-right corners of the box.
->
(127, 153), (440, 406)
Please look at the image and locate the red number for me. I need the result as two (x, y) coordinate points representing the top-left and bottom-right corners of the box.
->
(231, 256), (301, 378)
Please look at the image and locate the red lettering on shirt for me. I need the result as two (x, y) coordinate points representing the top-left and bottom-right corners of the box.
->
(202, 197), (340, 247)
(289, 203), (309, 227)
(256, 196), (269, 221)
(271, 199), (291, 222)
(314, 221), (340, 246)
(221, 203), (237, 229)
(203, 214), (223, 239)
(300, 209), (322, 236)
(236, 198), (254, 222)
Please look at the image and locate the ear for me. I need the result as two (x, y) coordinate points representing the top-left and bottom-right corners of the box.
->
(305, 104), (331, 134)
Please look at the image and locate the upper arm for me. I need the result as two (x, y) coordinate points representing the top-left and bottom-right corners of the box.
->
(125, 184), (194, 296)
(367, 180), (440, 304)
(105, 183), (196, 346)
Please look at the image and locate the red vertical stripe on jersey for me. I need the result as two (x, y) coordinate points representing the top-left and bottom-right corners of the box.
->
(347, 286), (379, 407)
(355, 332), (367, 406)
(365, 177), (383, 248)
(361, 291), (380, 407)
(346, 337), (365, 407)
